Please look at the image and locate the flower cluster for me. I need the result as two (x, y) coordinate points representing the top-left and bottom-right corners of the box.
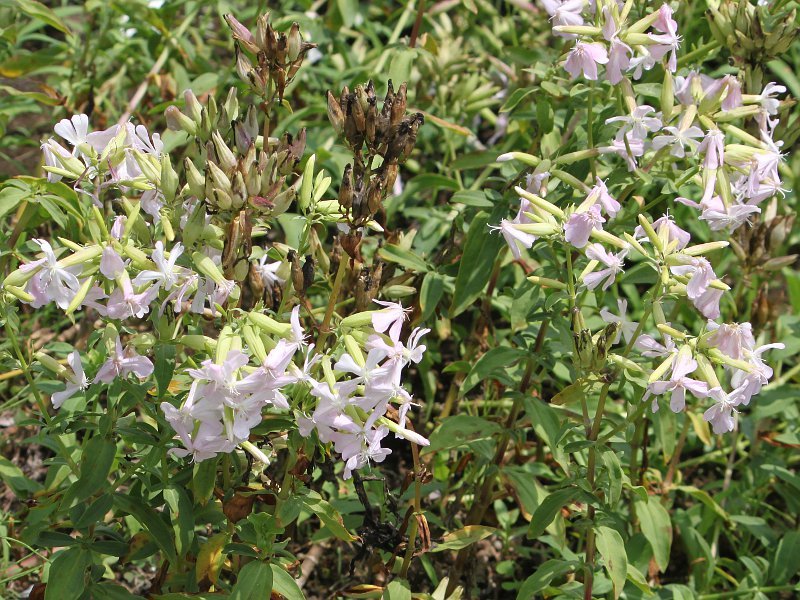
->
(2, 109), (430, 481)
(160, 302), (430, 478)
(489, 2), (788, 434)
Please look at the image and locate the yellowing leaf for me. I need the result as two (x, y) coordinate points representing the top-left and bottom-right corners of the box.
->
(196, 532), (228, 585)
(432, 525), (495, 552)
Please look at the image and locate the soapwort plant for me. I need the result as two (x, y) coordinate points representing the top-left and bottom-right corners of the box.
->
(1, 1), (799, 599)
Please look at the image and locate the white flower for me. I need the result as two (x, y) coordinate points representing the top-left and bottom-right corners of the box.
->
(51, 351), (89, 409)
(583, 243), (627, 291)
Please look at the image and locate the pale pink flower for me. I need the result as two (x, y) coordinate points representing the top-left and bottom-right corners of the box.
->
(634, 214), (690, 249)
(703, 386), (749, 434)
(758, 82), (786, 115)
(489, 219), (538, 259)
(646, 349), (709, 413)
(95, 336), (154, 383)
(730, 343), (785, 400)
(564, 42), (609, 81)
(541, 0), (586, 28)
(606, 105), (662, 143)
(564, 205), (605, 248)
(652, 125), (704, 158)
(372, 300), (410, 342)
(22, 239), (82, 309)
(601, 7), (631, 84)
(586, 178), (620, 218)
(133, 241), (185, 291)
(106, 277), (158, 320)
(671, 257), (715, 301)
(707, 322), (755, 360)
(583, 243), (627, 290)
(255, 255), (284, 287)
(51, 351), (89, 409)
(100, 245), (127, 279)
(636, 332), (676, 358)
(600, 299), (638, 344)
(693, 287), (723, 320)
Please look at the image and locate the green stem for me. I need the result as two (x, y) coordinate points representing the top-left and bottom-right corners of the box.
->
(316, 256), (348, 351)
(698, 586), (796, 599)
(4, 307), (79, 475)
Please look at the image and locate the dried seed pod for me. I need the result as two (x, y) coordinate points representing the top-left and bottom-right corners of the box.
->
(366, 177), (384, 216)
(366, 97), (378, 147)
(338, 164), (354, 210)
(382, 161), (399, 194)
(287, 22), (301, 61)
(354, 266), (371, 311)
(327, 90), (345, 134)
(290, 250), (304, 296)
(341, 229), (362, 260)
(248, 261), (266, 302)
(330, 235), (342, 275)
(391, 82), (407, 126)
(302, 255), (315, 293)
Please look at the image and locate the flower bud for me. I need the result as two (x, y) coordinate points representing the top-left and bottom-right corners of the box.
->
(248, 311), (292, 337)
(3, 267), (38, 288)
(66, 276), (95, 315)
(57, 244), (103, 268)
(212, 132), (238, 172)
(298, 154), (315, 212)
(5, 285), (34, 303)
(35, 352), (66, 375)
(225, 14), (259, 54)
(515, 186), (564, 218)
(527, 275), (567, 290)
(160, 154), (179, 204)
(649, 353), (677, 384)
(340, 311), (376, 331)
(164, 105), (197, 135)
(242, 323), (267, 363)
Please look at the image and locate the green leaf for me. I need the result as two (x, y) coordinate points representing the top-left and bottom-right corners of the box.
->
(383, 579), (412, 600)
(0, 456), (42, 495)
(230, 561), (273, 600)
(635, 496), (672, 572)
(450, 190), (493, 208)
(378, 244), (429, 272)
(501, 87), (536, 113)
(450, 211), (504, 317)
(432, 525), (495, 552)
(523, 396), (569, 474)
(387, 47), (419, 88)
(602, 451), (623, 508)
(192, 456), (220, 505)
(595, 526), (628, 599)
(91, 582), (146, 599)
(45, 547), (91, 600)
(113, 493), (177, 564)
(422, 415), (502, 455)
(420, 272), (445, 320)
(15, 0), (72, 34)
(517, 559), (578, 598)
(461, 347), (526, 395)
(302, 492), (357, 542)
(674, 485), (729, 521)
(154, 344), (176, 399)
(528, 488), (575, 539)
(75, 494), (113, 530)
(771, 530), (800, 585)
(0, 181), (29, 220)
(163, 486), (194, 558)
(61, 436), (116, 508)
(271, 564), (305, 600)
